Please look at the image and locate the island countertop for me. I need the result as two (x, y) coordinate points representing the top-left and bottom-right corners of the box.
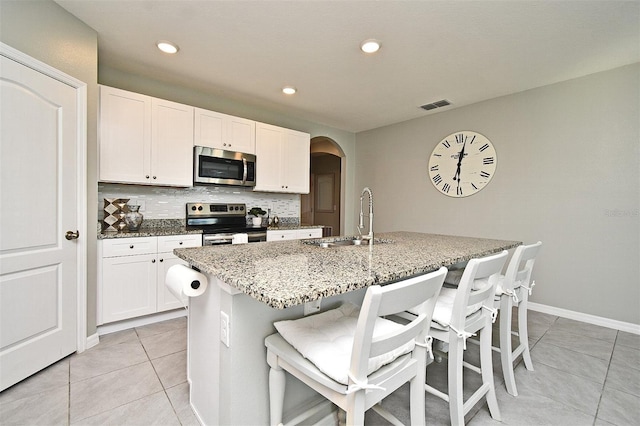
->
(174, 231), (520, 309)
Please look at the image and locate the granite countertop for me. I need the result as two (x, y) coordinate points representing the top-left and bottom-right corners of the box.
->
(98, 227), (202, 239)
(266, 225), (323, 231)
(174, 231), (521, 309)
(98, 224), (322, 239)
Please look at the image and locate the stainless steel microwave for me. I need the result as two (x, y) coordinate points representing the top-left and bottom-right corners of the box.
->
(193, 146), (256, 187)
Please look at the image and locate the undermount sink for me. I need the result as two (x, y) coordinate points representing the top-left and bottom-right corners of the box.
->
(305, 237), (391, 248)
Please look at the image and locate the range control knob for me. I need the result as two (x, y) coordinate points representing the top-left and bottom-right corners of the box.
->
(191, 206), (197, 211)
(198, 206), (203, 211)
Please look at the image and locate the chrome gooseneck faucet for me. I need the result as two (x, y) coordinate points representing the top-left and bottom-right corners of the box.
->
(358, 187), (374, 246)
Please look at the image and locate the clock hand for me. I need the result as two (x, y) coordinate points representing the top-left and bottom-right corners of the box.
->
(453, 140), (467, 181)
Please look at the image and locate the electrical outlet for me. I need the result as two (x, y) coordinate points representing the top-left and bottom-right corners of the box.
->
(303, 299), (322, 316)
(220, 311), (230, 347)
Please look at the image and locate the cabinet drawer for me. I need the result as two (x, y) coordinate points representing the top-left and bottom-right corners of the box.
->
(297, 228), (323, 240)
(157, 234), (202, 252)
(266, 230), (298, 242)
(102, 237), (158, 257)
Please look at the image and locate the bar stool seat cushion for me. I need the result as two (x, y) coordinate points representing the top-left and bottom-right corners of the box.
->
(494, 276), (522, 296)
(273, 303), (414, 385)
(445, 269), (494, 291)
(429, 286), (486, 327)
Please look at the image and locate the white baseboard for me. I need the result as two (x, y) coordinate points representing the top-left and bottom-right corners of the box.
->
(528, 302), (640, 335)
(85, 332), (100, 351)
(97, 309), (188, 336)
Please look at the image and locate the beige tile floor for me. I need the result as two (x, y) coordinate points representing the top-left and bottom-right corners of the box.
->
(1, 310), (639, 425)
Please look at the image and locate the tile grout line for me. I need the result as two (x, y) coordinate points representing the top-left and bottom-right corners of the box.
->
(137, 325), (186, 425)
(592, 330), (617, 425)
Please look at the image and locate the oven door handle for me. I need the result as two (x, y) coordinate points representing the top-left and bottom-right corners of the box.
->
(242, 157), (248, 185)
(203, 235), (234, 245)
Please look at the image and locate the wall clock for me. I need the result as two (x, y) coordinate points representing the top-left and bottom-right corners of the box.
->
(428, 131), (497, 197)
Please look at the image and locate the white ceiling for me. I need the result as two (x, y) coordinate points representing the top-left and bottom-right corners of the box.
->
(55, 0), (639, 133)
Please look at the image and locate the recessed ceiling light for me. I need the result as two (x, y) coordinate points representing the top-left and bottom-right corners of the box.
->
(282, 86), (297, 95)
(157, 41), (179, 54)
(360, 39), (381, 54)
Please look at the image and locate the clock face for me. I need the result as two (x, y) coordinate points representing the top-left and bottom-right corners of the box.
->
(428, 131), (497, 198)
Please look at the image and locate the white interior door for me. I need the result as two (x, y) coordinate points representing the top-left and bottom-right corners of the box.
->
(0, 53), (80, 391)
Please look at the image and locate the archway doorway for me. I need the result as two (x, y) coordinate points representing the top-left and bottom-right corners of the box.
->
(301, 137), (345, 236)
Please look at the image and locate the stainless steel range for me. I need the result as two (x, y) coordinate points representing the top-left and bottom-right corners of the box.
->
(186, 203), (267, 245)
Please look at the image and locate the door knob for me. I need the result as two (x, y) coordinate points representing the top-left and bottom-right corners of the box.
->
(65, 230), (80, 240)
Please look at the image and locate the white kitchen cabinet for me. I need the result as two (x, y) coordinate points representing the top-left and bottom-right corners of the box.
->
(156, 235), (202, 312)
(254, 122), (310, 193)
(266, 227), (322, 242)
(194, 108), (256, 154)
(295, 228), (323, 240)
(99, 86), (194, 186)
(98, 234), (201, 324)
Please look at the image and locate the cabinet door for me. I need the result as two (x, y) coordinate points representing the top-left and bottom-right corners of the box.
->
(283, 129), (310, 193)
(151, 98), (194, 186)
(102, 253), (157, 323)
(254, 123), (284, 192)
(99, 86), (151, 184)
(195, 109), (256, 154)
(157, 234), (201, 312)
(227, 116), (256, 154)
(194, 108), (226, 150)
(157, 254), (189, 312)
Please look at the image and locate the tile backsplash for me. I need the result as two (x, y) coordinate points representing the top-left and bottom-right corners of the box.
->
(98, 183), (300, 220)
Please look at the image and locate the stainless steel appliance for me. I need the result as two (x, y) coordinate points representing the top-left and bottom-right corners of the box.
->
(186, 202), (267, 245)
(193, 146), (256, 187)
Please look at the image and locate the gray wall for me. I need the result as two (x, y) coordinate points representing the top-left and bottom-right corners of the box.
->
(1, 0), (100, 335)
(355, 64), (640, 325)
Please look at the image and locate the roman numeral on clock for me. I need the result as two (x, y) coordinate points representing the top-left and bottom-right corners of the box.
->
(430, 165), (439, 171)
(480, 171), (491, 178)
(433, 174), (443, 185)
(483, 157), (494, 164)
(455, 134), (465, 144)
(457, 186), (463, 196)
(442, 183), (451, 193)
(442, 140), (451, 148)
(479, 143), (489, 152)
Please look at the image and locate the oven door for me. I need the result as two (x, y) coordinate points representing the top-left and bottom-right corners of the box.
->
(202, 232), (266, 246)
(194, 146), (256, 187)
(202, 233), (234, 246)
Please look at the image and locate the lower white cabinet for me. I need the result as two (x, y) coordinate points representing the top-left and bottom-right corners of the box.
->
(98, 234), (201, 324)
(266, 228), (322, 242)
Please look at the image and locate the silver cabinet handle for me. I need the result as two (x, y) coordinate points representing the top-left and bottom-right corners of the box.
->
(65, 230), (79, 240)
(152, 259), (156, 263)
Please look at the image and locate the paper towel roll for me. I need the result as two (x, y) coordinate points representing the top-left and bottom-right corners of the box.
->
(166, 264), (208, 303)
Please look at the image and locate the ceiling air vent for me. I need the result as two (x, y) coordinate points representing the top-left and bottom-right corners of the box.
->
(420, 99), (451, 111)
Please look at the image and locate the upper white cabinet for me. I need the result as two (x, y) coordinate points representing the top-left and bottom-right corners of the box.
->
(254, 122), (310, 193)
(99, 86), (194, 186)
(194, 108), (256, 154)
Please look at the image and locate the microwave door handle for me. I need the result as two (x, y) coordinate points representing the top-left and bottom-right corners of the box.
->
(242, 157), (248, 184)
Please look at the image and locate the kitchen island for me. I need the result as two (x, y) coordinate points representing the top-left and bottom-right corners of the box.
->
(173, 231), (520, 425)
